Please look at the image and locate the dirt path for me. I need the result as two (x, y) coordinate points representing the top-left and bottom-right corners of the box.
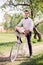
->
(0, 42), (43, 65)
(32, 42), (43, 55)
(0, 42), (43, 58)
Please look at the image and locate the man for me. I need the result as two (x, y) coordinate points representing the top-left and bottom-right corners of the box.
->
(15, 10), (34, 58)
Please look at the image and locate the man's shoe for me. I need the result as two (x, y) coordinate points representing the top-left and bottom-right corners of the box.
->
(29, 56), (33, 59)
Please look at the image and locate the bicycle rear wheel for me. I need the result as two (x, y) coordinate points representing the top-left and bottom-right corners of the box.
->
(10, 42), (20, 62)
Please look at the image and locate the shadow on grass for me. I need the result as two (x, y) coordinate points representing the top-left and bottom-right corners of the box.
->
(19, 54), (43, 65)
(0, 41), (16, 46)
(0, 54), (43, 65)
(0, 62), (8, 65)
(0, 56), (10, 62)
(0, 56), (10, 65)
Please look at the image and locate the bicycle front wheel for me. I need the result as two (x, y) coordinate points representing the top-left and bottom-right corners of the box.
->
(10, 42), (20, 62)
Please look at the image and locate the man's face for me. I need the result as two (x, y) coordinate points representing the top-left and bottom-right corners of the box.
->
(24, 12), (29, 18)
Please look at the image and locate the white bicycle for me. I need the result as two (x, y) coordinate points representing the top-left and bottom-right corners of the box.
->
(10, 27), (28, 62)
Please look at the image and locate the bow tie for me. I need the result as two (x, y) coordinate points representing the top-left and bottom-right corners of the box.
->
(25, 18), (28, 19)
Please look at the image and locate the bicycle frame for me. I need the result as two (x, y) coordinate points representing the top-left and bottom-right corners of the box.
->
(10, 30), (28, 62)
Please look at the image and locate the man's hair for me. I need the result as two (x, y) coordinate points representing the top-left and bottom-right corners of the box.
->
(24, 9), (29, 13)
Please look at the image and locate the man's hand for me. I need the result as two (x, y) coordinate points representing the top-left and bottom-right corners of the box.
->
(15, 27), (29, 35)
(15, 26), (20, 31)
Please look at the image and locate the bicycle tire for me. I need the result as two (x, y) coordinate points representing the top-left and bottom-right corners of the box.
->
(10, 42), (20, 62)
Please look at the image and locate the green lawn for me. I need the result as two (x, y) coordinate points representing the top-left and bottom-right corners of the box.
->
(0, 33), (42, 43)
(0, 33), (43, 65)
(0, 33), (16, 43)
(18, 53), (43, 65)
(0, 33), (43, 55)
(0, 33), (26, 55)
(0, 52), (43, 65)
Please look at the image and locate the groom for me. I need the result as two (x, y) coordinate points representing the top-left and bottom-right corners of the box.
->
(15, 10), (34, 58)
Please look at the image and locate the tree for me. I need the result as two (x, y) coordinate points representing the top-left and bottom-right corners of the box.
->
(4, 13), (11, 31)
(4, 21), (9, 31)
(9, 14), (23, 30)
(0, 0), (43, 40)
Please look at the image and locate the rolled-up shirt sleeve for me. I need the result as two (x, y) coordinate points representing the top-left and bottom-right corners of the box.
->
(17, 19), (23, 27)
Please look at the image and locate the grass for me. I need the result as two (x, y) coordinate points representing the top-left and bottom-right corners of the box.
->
(0, 33), (16, 43)
(0, 33), (43, 43)
(0, 33), (43, 54)
(0, 33), (16, 55)
(18, 53), (43, 65)
(0, 52), (43, 65)
(0, 33), (43, 65)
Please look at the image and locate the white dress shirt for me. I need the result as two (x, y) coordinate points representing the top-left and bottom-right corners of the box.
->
(17, 17), (34, 32)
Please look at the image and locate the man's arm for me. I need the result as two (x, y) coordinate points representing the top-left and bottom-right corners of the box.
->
(17, 19), (23, 27)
